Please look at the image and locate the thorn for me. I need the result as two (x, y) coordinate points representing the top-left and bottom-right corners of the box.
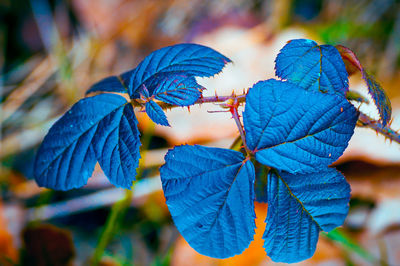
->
(340, 107), (343, 112)
(187, 106), (191, 113)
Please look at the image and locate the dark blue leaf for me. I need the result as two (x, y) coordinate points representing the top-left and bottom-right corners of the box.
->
(145, 100), (170, 127)
(336, 45), (392, 127)
(263, 168), (350, 263)
(138, 84), (150, 98)
(254, 162), (268, 203)
(160, 145), (256, 258)
(92, 102), (141, 189)
(128, 44), (231, 101)
(363, 72), (392, 127)
(275, 39), (348, 94)
(153, 75), (204, 106)
(243, 79), (358, 174)
(86, 70), (134, 95)
(35, 94), (130, 190)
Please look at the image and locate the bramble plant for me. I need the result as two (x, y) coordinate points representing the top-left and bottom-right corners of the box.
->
(34, 39), (396, 263)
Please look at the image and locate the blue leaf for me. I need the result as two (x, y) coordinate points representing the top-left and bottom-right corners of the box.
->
(263, 168), (350, 263)
(86, 70), (133, 94)
(160, 145), (256, 258)
(254, 162), (268, 203)
(363, 72), (392, 127)
(34, 94), (140, 190)
(128, 44), (231, 100)
(145, 100), (170, 127)
(92, 102), (141, 189)
(152, 75), (204, 106)
(336, 45), (392, 127)
(275, 39), (348, 94)
(243, 79), (358, 174)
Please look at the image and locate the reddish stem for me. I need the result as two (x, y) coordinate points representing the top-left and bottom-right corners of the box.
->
(358, 113), (400, 144)
(229, 99), (251, 155)
(196, 94), (246, 104)
(132, 92), (400, 146)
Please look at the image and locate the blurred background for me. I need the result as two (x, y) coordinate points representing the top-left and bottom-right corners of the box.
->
(1, 0), (400, 265)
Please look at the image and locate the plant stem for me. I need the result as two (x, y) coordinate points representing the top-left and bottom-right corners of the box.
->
(231, 105), (251, 155)
(91, 123), (154, 265)
(197, 94), (246, 104)
(358, 113), (400, 145)
(132, 93), (246, 109)
(323, 228), (382, 264)
(133, 91), (400, 146)
(91, 189), (133, 266)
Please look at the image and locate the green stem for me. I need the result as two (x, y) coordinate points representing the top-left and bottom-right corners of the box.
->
(322, 228), (381, 264)
(91, 189), (133, 266)
(91, 123), (154, 265)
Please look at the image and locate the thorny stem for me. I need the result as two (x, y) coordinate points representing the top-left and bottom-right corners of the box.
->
(131, 94), (246, 109)
(358, 113), (400, 144)
(92, 189), (133, 266)
(132, 92), (400, 146)
(229, 99), (252, 156)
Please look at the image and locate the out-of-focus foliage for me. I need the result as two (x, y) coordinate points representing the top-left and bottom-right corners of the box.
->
(21, 224), (75, 266)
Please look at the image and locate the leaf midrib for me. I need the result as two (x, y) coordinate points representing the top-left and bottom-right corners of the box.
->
(275, 171), (323, 231)
(132, 54), (226, 93)
(38, 101), (127, 177)
(255, 106), (349, 152)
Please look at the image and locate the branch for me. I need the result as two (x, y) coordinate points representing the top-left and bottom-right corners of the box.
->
(358, 113), (400, 144)
(132, 91), (400, 146)
(131, 93), (247, 109)
(231, 105), (251, 155)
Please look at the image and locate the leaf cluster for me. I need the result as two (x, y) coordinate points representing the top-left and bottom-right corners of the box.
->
(34, 39), (393, 263)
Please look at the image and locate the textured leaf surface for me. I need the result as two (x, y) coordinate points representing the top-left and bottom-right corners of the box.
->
(336, 45), (392, 127)
(263, 169), (350, 263)
(128, 44), (230, 102)
(335, 45), (363, 75)
(275, 39), (348, 94)
(160, 145), (256, 258)
(86, 70), (133, 94)
(243, 79), (358, 174)
(363, 72), (392, 127)
(254, 162), (268, 203)
(92, 102), (141, 189)
(152, 75), (204, 106)
(145, 100), (170, 126)
(34, 94), (140, 190)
